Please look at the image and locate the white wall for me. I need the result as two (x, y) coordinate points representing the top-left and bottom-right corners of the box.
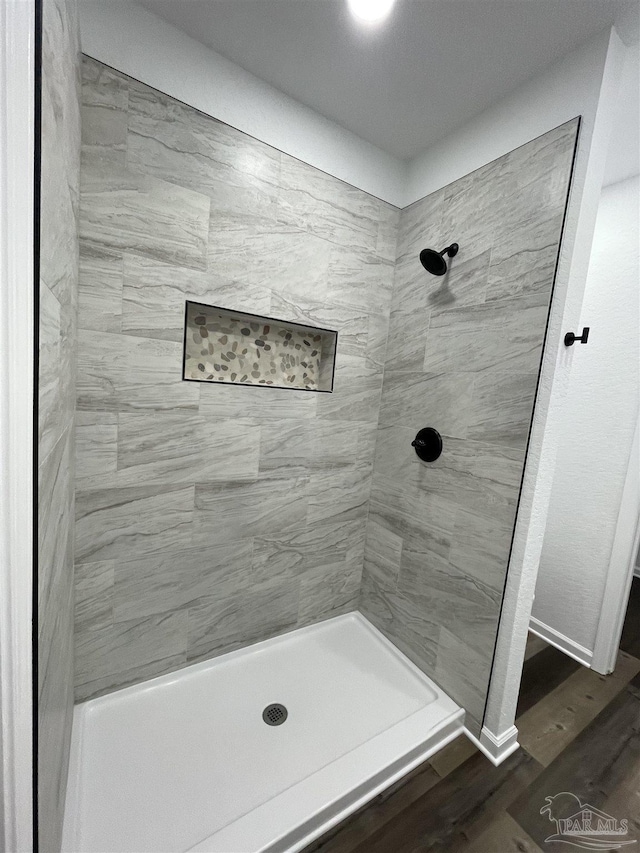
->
(602, 42), (640, 187)
(405, 29), (611, 205)
(532, 174), (640, 660)
(78, 0), (406, 206)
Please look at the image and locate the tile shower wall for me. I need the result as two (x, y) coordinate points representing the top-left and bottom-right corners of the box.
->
(74, 57), (398, 701)
(38, 0), (81, 848)
(359, 120), (579, 736)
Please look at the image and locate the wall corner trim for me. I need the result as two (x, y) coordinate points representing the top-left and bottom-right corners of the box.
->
(529, 616), (593, 667)
(464, 725), (520, 767)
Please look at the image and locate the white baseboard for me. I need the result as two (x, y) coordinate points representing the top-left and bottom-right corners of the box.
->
(464, 725), (520, 766)
(529, 616), (593, 666)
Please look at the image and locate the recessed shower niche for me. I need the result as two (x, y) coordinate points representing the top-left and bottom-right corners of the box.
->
(182, 300), (338, 391)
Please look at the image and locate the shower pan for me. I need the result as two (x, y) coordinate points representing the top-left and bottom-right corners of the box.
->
(63, 616), (463, 852)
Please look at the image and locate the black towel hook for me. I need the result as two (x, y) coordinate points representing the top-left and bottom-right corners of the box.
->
(564, 327), (590, 347)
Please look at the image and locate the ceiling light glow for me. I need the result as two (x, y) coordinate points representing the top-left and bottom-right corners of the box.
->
(347, 0), (395, 24)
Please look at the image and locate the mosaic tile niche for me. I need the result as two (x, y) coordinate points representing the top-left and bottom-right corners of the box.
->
(183, 301), (337, 392)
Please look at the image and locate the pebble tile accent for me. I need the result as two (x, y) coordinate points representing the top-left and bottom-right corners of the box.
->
(183, 301), (336, 391)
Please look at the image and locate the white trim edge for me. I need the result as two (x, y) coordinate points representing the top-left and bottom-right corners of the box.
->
(529, 616), (593, 666)
(0, 1), (36, 851)
(464, 725), (520, 767)
(592, 416), (640, 673)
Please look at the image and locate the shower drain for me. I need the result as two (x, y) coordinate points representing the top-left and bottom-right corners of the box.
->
(262, 703), (288, 726)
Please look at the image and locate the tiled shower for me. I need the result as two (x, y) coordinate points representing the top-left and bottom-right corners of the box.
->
(74, 56), (398, 702)
(38, 0), (579, 849)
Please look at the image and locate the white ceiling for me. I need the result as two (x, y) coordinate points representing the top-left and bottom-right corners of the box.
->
(138, 0), (626, 161)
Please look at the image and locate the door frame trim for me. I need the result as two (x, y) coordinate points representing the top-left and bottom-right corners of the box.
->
(0, 1), (37, 849)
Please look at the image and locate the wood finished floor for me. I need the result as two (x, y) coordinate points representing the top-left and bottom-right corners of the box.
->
(304, 577), (640, 853)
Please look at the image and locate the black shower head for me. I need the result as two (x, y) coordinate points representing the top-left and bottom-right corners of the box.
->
(419, 243), (459, 276)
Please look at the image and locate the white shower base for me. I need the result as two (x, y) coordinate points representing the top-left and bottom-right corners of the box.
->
(62, 612), (464, 853)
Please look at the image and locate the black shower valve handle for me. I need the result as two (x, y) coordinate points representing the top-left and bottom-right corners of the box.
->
(564, 327), (590, 347)
(411, 427), (443, 462)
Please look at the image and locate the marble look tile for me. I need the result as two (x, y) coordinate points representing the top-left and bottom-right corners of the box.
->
(187, 580), (300, 663)
(382, 256), (431, 372)
(435, 626), (492, 736)
(80, 148), (210, 271)
(449, 506), (516, 594)
(378, 370), (474, 436)
(38, 530), (74, 701)
(316, 354), (383, 423)
(42, 0), (81, 189)
(362, 519), (403, 592)
(90, 413), (261, 488)
(78, 245), (123, 333)
(368, 474), (456, 560)
(467, 372), (538, 447)
(485, 213), (564, 303)
(326, 244), (395, 314)
(252, 519), (360, 584)
(75, 484), (194, 564)
(424, 292), (549, 376)
(207, 220), (331, 300)
(127, 80), (281, 227)
(278, 154), (380, 252)
(356, 420), (379, 469)
(397, 549), (501, 659)
(376, 206), (400, 262)
(385, 303), (431, 372)
(426, 249), (492, 313)
(366, 311), (391, 368)
(39, 4), (79, 850)
(121, 252), (271, 342)
(392, 255), (429, 313)
(193, 476), (308, 543)
(270, 292), (367, 361)
(359, 122), (576, 733)
(75, 412), (118, 480)
(259, 419), (311, 478)
(76, 653), (188, 704)
(112, 540), (254, 622)
(307, 466), (371, 525)
(38, 580), (74, 853)
(297, 560), (362, 626)
(440, 158), (510, 260)
(38, 428), (73, 617)
(199, 381), (317, 420)
(373, 426), (522, 526)
(74, 560), (114, 633)
(39, 281), (65, 461)
(395, 189), (444, 264)
(309, 420), (360, 470)
(501, 119), (578, 227)
(359, 571), (440, 673)
(76, 329), (199, 412)
(40, 80), (79, 304)
(81, 56), (128, 158)
(75, 611), (188, 701)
